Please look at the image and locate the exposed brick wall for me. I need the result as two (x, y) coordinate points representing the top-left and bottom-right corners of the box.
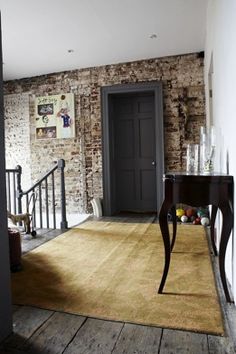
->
(4, 53), (205, 213)
(4, 93), (31, 190)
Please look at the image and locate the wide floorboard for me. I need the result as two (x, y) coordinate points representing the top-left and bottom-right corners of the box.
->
(1, 217), (236, 354)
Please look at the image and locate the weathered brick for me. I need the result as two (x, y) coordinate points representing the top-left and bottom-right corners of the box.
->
(4, 53), (205, 213)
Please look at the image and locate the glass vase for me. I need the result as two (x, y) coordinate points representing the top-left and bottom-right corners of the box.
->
(186, 144), (199, 174)
(199, 126), (215, 174)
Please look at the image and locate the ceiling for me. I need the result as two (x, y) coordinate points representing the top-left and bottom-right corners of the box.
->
(0, 0), (207, 81)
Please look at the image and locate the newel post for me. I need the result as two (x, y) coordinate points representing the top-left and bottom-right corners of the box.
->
(16, 165), (22, 214)
(58, 159), (68, 229)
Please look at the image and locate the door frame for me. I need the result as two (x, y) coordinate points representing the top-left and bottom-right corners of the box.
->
(101, 82), (164, 216)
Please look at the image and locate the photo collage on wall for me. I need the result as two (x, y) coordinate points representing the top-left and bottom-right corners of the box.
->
(35, 93), (75, 139)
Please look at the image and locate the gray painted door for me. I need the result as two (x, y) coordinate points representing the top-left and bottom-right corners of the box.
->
(113, 93), (157, 212)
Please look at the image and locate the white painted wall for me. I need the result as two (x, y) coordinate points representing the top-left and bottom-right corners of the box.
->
(205, 0), (236, 298)
(4, 93), (32, 190)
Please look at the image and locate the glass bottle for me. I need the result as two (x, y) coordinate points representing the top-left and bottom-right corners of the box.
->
(199, 126), (206, 173)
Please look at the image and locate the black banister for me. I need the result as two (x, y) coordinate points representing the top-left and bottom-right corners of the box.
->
(22, 161), (58, 194)
(13, 173), (16, 214)
(45, 179), (49, 228)
(52, 172), (56, 229)
(6, 159), (68, 231)
(39, 184), (43, 228)
(58, 159), (68, 229)
(16, 165), (22, 214)
(7, 172), (11, 211)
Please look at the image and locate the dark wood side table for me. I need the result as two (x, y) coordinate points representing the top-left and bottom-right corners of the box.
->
(158, 172), (234, 303)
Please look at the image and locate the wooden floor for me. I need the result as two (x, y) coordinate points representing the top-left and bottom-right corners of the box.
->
(1, 218), (236, 354)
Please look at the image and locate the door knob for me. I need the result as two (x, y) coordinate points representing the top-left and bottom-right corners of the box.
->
(152, 161), (156, 166)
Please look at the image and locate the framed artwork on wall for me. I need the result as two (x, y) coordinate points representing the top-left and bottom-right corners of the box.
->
(35, 93), (75, 139)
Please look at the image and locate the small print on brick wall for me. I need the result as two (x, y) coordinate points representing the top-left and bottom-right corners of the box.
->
(35, 93), (75, 139)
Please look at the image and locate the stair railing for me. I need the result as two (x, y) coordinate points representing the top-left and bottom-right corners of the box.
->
(6, 165), (22, 215)
(6, 159), (68, 230)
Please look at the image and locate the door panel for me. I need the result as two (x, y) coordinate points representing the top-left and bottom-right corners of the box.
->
(117, 169), (136, 209)
(138, 99), (153, 113)
(140, 169), (156, 201)
(139, 118), (155, 158)
(115, 119), (134, 158)
(113, 93), (157, 212)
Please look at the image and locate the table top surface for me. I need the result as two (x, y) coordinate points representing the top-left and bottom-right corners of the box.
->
(164, 172), (233, 182)
(165, 171), (231, 176)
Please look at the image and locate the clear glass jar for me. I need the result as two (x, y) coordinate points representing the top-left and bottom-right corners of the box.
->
(186, 144), (199, 174)
(199, 126), (215, 174)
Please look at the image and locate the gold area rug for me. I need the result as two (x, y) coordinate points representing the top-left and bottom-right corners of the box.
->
(11, 219), (224, 335)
